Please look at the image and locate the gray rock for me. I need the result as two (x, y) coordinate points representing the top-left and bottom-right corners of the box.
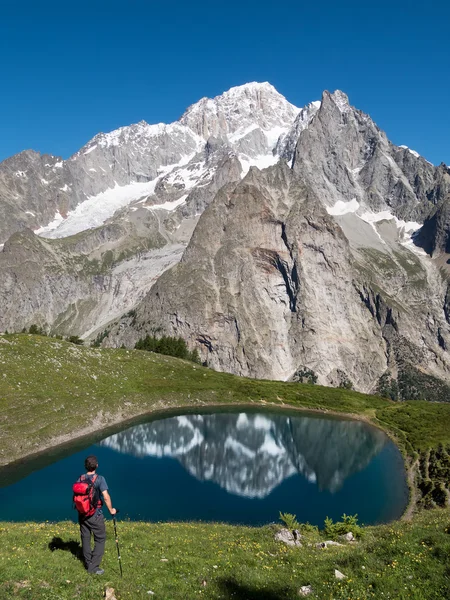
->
(298, 585), (313, 596)
(334, 569), (347, 580)
(275, 528), (302, 547)
(316, 541), (343, 549)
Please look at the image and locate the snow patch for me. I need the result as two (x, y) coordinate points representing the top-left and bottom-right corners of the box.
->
(38, 180), (159, 238)
(224, 436), (256, 458)
(227, 124), (259, 144)
(83, 145), (97, 155)
(59, 184), (70, 192)
(35, 212), (65, 236)
(143, 195), (188, 212)
(259, 433), (283, 456)
(399, 145), (420, 158)
(239, 154), (279, 176)
(164, 160), (209, 191)
(236, 413), (249, 429)
(327, 198), (360, 215)
(264, 125), (289, 149)
(36, 155), (195, 238)
(252, 415), (272, 431)
(176, 416), (197, 430)
(359, 210), (425, 253)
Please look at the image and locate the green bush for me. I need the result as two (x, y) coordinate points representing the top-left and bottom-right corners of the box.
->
(91, 328), (110, 347)
(67, 335), (84, 345)
(135, 335), (201, 364)
(377, 371), (399, 400)
(323, 514), (363, 539)
(292, 367), (318, 384)
(279, 512), (300, 530)
(28, 324), (47, 336)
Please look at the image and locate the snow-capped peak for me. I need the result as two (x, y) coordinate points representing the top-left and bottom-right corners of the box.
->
(179, 81), (300, 142)
(77, 120), (203, 155)
(399, 145), (420, 159)
(34, 82), (316, 240)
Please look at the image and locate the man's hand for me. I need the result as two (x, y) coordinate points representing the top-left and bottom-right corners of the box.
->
(110, 508), (117, 515)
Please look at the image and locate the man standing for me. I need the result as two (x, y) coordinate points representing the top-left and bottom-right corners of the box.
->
(77, 455), (116, 575)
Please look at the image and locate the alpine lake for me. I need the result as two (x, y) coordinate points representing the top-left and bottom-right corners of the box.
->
(0, 407), (408, 526)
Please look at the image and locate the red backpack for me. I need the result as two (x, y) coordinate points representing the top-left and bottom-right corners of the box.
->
(72, 474), (100, 517)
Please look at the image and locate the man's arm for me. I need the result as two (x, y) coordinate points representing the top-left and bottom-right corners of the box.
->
(102, 490), (117, 515)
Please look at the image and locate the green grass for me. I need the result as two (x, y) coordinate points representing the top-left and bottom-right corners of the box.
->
(1, 510), (450, 599)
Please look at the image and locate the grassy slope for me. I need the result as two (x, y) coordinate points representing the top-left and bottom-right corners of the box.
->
(2, 334), (450, 599)
(1, 510), (450, 599)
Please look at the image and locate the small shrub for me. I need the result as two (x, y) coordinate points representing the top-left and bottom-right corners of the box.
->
(190, 348), (201, 364)
(279, 512), (300, 530)
(92, 329), (109, 347)
(298, 522), (319, 534)
(323, 514), (363, 539)
(28, 324), (47, 336)
(292, 367), (318, 385)
(135, 334), (201, 364)
(376, 371), (399, 401)
(67, 335), (84, 345)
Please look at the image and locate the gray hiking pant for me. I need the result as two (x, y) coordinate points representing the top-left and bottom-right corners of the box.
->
(79, 512), (106, 572)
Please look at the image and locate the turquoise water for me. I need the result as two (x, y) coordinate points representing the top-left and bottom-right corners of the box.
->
(0, 409), (408, 525)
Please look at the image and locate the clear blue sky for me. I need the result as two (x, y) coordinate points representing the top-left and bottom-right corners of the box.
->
(1, 0), (449, 165)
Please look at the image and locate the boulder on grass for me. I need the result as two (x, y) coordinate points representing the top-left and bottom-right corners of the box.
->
(275, 528), (302, 547)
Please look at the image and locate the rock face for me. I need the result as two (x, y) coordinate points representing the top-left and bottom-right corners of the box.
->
(0, 216), (182, 336)
(1, 83), (450, 394)
(291, 91), (449, 220)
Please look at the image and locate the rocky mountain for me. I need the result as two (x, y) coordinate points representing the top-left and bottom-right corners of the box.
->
(0, 82), (297, 244)
(99, 412), (387, 497)
(0, 82), (298, 334)
(1, 82), (450, 395)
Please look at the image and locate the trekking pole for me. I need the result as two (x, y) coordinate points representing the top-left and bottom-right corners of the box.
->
(113, 510), (123, 577)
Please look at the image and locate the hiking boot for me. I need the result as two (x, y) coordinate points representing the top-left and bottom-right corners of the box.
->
(90, 568), (104, 575)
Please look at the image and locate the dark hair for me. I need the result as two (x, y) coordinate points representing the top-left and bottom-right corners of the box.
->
(85, 455), (98, 471)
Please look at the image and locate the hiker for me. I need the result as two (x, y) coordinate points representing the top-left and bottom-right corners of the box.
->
(74, 455), (116, 575)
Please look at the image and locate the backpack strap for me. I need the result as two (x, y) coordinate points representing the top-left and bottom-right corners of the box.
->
(88, 474), (102, 508)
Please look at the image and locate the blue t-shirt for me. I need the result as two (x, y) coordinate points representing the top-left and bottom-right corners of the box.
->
(78, 473), (108, 515)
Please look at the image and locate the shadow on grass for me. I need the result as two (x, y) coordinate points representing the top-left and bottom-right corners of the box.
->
(217, 578), (295, 599)
(48, 537), (84, 563)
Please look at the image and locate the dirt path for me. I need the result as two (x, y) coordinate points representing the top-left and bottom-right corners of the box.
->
(403, 458), (419, 521)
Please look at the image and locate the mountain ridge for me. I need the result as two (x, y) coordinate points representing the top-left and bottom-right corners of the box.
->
(1, 82), (450, 396)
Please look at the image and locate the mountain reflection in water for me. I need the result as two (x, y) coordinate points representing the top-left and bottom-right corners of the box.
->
(100, 413), (386, 498)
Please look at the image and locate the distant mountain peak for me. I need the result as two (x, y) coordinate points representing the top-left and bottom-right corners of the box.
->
(179, 81), (300, 141)
(321, 89), (351, 113)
